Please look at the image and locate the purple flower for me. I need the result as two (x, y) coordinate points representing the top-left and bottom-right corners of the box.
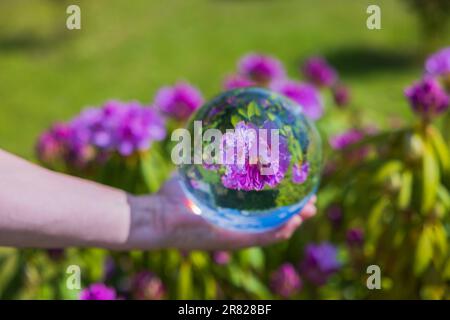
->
(37, 100), (167, 169)
(115, 102), (166, 156)
(405, 77), (449, 119)
(223, 74), (256, 90)
(212, 251), (231, 265)
(270, 263), (302, 298)
(154, 82), (203, 120)
(220, 121), (290, 191)
(131, 271), (166, 300)
(80, 283), (117, 300)
(332, 84), (350, 107)
(329, 129), (371, 162)
(425, 47), (450, 76)
(300, 242), (341, 286)
(270, 80), (324, 120)
(76, 101), (128, 150)
(329, 129), (365, 150)
(302, 57), (337, 87)
(238, 53), (285, 84)
(292, 162), (309, 184)
(36, 123), (71, 166)
(346, 228), (364, 247)
(326, 204), (343, 227)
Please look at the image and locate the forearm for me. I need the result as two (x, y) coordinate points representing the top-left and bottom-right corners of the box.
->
(0, 149), (139, 249)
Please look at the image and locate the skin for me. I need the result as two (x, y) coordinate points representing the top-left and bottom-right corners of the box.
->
(0, 149), (316, 251)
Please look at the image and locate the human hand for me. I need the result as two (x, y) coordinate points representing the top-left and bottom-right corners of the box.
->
(125, 176), (317, 251)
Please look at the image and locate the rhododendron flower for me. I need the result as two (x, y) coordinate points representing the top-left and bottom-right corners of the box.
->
(36, 123), (71, 165)
(405, 77), (449, 119)
(302, 56), (337, 87)
(80, 283), (117, 300)
(238, 53), (285, 84)
(300, 242), (341, 286)
(425, 47), (450, 77)
(154, 82), (203, 120)
(131, 271), (166, 300)
(223, 74), (256, 90)
(220, 121), (290, 191)
(36, 101), (166, 167)
(329, 129), (371, 162)
(270, 263), (302, 298)
(332, 84), (350, 107)
(329, 129), (365, 150)
(270, 80), (323, 120)
(115, 103), (166, 155)
(292, 162), (309, 184)
(327, 204), (343, 227)
(212, 251), (231, 265)
(346, 228), (364, 247)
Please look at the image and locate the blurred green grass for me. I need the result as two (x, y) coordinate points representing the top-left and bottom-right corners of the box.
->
(0, 0), (447, 159)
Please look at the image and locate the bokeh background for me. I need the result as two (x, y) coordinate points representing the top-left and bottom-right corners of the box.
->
(0, 0), (449, 300)
(2, 0), (446, 159)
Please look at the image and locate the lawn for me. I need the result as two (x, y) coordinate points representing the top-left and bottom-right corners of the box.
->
(0, 0), (446, 159)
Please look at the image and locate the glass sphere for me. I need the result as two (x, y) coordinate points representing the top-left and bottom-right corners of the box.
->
(178, 88), (322, 232)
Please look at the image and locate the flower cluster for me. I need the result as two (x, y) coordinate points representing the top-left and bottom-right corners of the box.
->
(346, 228), (364, 247)
(425, 47), (450, 78)
(405, 77), (449, 119)
(329, 129), (365, 150)
(405, 47), (450, 120)
(80, 283), (117, 300)
(270, 80), (324, 120)
(270, 242), (341, 297)
(329, 128), (374, 163)
(154, 82), (204, 121)
(131, 271), (166, 300)
(222, 53), (350, 120)
(238, 53), (286, 84)
(300, 242), (341, 286)
(223, 54), (325, 119)
(270, 263), (302, 298)
(212, 251), (231, 265)
(302, 56), (352, 108)
(218, 121), (291, 191)
(36, 101), (166, 168)
(302, 57), (337, 88)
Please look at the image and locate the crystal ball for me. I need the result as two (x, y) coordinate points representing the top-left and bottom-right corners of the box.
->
(178, 88), (322, 232)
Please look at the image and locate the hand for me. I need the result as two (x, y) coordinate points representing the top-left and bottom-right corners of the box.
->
(125, 176), (317, 251)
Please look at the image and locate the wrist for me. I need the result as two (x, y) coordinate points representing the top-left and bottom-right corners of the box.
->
(119, 194), (168, 250)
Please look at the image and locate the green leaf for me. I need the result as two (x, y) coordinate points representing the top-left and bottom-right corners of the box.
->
(239, 248), (265, 272)
(267, 112), (276, 121)
(367, 198), (388, 242)
(203, 274), (217, 299)
(374, 160), (403, 183)
(238, 107), (248, 118)
(443, 258), (450, 280)
(177, 262), (193, 299)
(432, 222), (448, 258)
(421, 142), (440, 214)
(240, 272), (271, 299)
(428, 126), (450, 172)
(140, 147), (169, 193)
(231, 114), (241, 127)
(414, 225), (434, 275)
(398, 170), (413, 210)
(247, 101), (260, 118)
(437, 185), (450, 211)
(190, 252), (208, 270)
